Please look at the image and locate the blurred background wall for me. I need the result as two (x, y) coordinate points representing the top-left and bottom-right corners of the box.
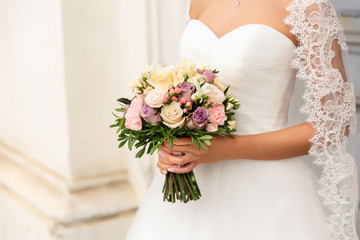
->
(0, 0), (187, 239)
(0, 0), (359, 239)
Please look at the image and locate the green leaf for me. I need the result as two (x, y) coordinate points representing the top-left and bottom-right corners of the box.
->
(147, 143), (154, 154)
(149, 142), (161, 155)
(118, 140), (127, 148)
(115, 108), (125, 112)
(135, 147), (146, 158)
(191, 136), (201, 150)
(202, 139), (211, 145)
(112, 112), (120, 118)
(116, 127), (121, 134)
(128, 138), (136, 151)
(168, 137), (174, 149)
(223, 85), (230, 94)
(135, 141), (144, 148)
(119, 118), (125, 129)
(109, 124), (118, 128)
(199, 135), (214, 140)
(199, 142), (208, 150)
(117, 97), (131, 105)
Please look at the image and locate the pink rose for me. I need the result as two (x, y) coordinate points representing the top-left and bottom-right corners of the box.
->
(206, 104), (227, 132)
(125, 95), (144, 131)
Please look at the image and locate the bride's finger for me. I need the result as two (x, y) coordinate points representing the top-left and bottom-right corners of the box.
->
(156, 161), (171, 175)
(167, 161), (198, 174)
(159, 150), (192, 166)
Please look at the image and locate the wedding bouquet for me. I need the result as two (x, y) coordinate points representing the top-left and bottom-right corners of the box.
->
(110, 61), (240, 203)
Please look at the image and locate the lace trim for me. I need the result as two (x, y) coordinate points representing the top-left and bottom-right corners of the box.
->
(285, 0), (358, 239)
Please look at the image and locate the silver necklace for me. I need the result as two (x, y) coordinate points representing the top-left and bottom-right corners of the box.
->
(235, 0), (242, 7)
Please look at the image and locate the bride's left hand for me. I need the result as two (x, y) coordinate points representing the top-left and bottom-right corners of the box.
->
(157, 136), (237, 174)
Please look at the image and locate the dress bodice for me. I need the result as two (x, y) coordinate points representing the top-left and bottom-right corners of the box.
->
(179, 19), (297, 135)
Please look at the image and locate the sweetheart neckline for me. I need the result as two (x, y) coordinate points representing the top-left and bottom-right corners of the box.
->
(188, 19), (297, 48)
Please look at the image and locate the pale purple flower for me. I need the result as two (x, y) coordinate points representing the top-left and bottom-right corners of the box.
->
(187, 107), (209, 130)
(197, 69), (216, 83)
(141, 103), (162, 124)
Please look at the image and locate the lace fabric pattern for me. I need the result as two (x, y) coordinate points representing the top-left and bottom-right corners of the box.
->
(285, 0), (358, 239)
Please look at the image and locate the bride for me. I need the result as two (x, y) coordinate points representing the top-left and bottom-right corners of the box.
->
(126, 0), (358, 239)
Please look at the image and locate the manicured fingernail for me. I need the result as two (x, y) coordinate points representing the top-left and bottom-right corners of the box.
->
(159, 151), (165, 157)
(161, 170), (167, 175)
(172, 151), (184, 156)
(171, 165), (181, 168)
(167, 168), (175, 173)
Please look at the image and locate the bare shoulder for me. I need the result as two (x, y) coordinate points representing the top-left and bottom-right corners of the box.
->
(188, 0), (211, 19)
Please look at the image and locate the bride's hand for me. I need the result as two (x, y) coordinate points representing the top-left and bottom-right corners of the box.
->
(157, 136), (237, 174)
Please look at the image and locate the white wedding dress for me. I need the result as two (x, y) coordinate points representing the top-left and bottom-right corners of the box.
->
(125, 15), (337, 240)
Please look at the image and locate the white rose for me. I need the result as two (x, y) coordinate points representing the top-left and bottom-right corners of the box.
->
(180, 61), (197, 77)
(160, 102), (185, 128)
(227, 120), (236, 130)
(145, 87), (166, 108)
(201, 83), (226, 104)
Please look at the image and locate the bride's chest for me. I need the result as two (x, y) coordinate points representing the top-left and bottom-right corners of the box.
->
(179, 20), (296, 71)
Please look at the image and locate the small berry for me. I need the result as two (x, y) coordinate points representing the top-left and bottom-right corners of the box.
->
(168, 84), (173, 89)
(186, 102), (192, 106)
(181, 98), (187, 104)
(162, 96), (168, 103)
(183, 109), (188, 113)
(174, 87), (182, 94)
(171, 96), (178, 102)
(170, 89), (175, 94)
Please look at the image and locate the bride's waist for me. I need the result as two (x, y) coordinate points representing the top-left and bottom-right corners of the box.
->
(233, 109), (289, 135)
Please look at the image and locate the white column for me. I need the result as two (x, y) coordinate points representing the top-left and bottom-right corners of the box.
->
(0, 0), (145, 239)
(0, 0), (189, 239)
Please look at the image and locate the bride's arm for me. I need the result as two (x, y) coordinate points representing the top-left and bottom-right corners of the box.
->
(156, 122), (315, 174)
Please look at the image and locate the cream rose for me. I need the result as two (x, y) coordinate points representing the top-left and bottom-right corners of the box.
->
(201, 83), (226, 104)
(145, 87), (166, 108)
(160, 102), (185, 128)
(151, 68), (175, 90)
(180, 61), (197, 77)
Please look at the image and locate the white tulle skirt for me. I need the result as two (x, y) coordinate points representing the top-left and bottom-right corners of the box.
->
(125, 155), (332, 239)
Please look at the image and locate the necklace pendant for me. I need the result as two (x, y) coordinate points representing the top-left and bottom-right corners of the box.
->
(235, 0), (241, 7)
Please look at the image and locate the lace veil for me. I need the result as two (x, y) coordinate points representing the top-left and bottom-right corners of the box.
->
(285, 0), (358, 239)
